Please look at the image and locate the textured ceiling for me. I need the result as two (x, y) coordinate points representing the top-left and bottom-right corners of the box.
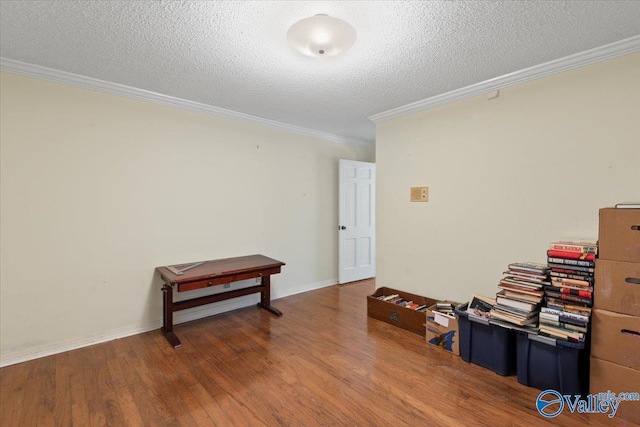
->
(1, 1), (640, 145)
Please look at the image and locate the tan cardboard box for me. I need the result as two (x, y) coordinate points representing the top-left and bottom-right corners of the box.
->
(599, 208), (640, 263)
(595, 259), (640, 317)
(591, 309), (640, 370)
(426, 303), (461, 355)
(590, 357), (640, 425)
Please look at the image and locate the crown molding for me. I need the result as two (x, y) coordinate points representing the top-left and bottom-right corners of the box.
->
(0, 57), (373, 148)
(369, 35), (640, 123)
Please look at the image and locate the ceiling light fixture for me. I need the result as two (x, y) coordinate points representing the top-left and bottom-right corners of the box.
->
(287, 14), (356, 58)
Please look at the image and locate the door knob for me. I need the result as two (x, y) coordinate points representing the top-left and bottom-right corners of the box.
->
(339, 226), (346, 230)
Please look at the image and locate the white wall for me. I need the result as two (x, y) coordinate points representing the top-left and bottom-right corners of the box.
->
(376, 52), (640, 305)
(0, 72), (373, 364)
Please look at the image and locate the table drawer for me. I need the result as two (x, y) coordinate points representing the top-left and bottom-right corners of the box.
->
(177, 266), (282, 292)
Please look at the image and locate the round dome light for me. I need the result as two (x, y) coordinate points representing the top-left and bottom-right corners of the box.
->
(287, 14), (356, 58)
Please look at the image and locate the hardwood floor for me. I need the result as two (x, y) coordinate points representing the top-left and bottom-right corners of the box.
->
(0, 279), (635, 426)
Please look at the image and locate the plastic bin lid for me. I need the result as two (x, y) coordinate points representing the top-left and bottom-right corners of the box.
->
(523, 331), (586, 350)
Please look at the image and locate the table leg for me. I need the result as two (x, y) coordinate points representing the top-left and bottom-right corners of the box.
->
(161, 284), (182, 348)
(257, 275), (282, 317)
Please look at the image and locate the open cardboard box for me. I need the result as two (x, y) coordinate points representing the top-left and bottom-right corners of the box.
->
(425, 302), (462, 355)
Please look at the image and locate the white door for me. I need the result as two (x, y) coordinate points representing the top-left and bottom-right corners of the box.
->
(338, 159), (376, 284)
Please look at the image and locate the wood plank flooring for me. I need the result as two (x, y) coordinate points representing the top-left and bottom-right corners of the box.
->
(0, 279), (636, 426)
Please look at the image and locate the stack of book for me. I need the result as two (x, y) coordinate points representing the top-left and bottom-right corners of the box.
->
(434, 302), (455, 315)
(491, 262), (548, 326)
(539, 302), (591, 342)
(539, 240), (597, 342)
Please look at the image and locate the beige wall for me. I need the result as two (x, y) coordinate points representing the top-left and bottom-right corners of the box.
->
(376, 52), (640, 304)
(0, 72), (373, 362)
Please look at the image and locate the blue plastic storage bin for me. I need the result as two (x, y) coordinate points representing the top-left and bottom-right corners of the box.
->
(455, 303), (517, 376)
(515, 331), (589, 396)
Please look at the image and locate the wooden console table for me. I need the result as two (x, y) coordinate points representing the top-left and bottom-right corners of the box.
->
(156, 254), (285, 348)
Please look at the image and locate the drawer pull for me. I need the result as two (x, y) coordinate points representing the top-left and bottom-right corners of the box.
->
(621, 329), (640, 339)
(631, 225), (640, 231)
(625, 277), (640, 285)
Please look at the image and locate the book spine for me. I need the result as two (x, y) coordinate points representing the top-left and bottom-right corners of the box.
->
(505, 273), (548, 283)
(547, 250), (596, 261)
(548, 243), (597, 254)
(549, 271), (595, 283)
(539, 319), (587, 333)
(540, 316), (587, 328)
(544, 291), (592, 306)
(506, 269), (548, 279)
(501, 291), (542, 304)
(545, 285), (592, 298)
(545, 298), (593, 315)
(548, 263), (595, 273)
(539, 331), (582, 343)
(502, 277), (547, 286)
(549, 282), (594, 293)
(498, 284), (544, 296)
(507, 263), (549, 274)
(541, 307), (589, 323)
(540, 320), (587, 334)
(548, 257), (595, 268)
(500, 279), (543, 289)
(550, 277), (591, 287)
(539, 323), (584, 337)
(496, 296), (535, 312)
(494, 304), (536, 317)
(539, 325), (583, 341)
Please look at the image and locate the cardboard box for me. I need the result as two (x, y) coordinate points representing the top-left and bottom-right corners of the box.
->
(599, 208), (640, 263)
(591, 308), (640, 370)
(367, 287), (437, 336)
(595, 259), (640, 317)
(426, 303), (461, 355)
(590, 357), (640, 425)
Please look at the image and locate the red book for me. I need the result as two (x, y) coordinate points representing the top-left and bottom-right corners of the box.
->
(560, 288), (592, 298)
(547, 250), (595, 261)
(546, 284), (592, 298)
(549, 241), (597, 254)
(551, 277), (591, 288)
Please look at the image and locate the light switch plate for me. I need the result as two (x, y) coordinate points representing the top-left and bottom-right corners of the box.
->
(410, 186), (429, 202)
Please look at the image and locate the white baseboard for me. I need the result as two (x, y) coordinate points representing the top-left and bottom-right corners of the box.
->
(272, 278), (337, 300)
(0, 279), (336, 368)
(0, 320), (159, 369)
